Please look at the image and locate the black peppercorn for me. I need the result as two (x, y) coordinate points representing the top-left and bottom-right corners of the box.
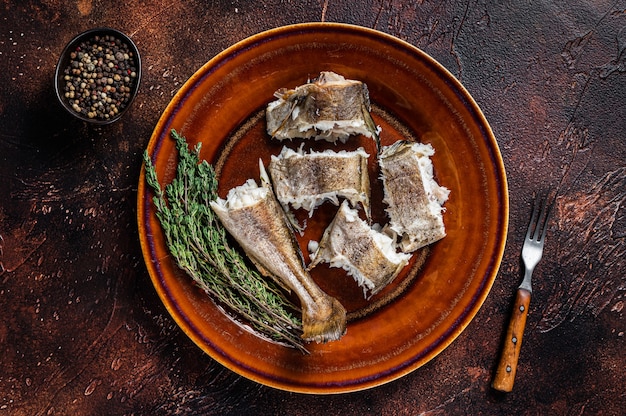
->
(62, 33), (138, 121)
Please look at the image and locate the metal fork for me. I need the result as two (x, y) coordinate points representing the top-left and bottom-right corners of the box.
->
(492, 193), (552, 392)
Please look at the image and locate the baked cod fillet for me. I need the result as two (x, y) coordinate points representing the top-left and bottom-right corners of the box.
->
(266, 71), (378, 143)
(309, 201), (411, 298)
(379, 141), (450, 252)
(269, 146), (371, 223)
(210, 161), (347, 343)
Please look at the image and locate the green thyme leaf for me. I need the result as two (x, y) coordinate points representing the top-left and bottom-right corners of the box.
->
(143, 130), (307, 353)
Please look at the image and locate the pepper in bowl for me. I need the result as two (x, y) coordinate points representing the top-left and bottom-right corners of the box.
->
(54, 28), (141, 124)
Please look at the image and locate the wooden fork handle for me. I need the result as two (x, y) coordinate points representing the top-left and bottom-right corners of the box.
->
(492, 288), (531, 392)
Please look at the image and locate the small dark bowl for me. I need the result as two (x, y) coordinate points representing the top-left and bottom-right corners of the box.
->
(54, 28), (141, 125)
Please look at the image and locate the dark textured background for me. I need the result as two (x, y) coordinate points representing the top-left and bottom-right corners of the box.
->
(1, 1), (624, 415)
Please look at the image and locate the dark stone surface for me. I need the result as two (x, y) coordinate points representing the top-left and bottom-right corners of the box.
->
(1, 1), (624, 414)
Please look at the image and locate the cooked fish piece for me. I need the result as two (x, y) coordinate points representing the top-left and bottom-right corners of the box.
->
(379, 141), (450, 253)
(210, 161), (347, 343)
(308, 201), (411, 298)
(266, 71), (379, 143)
(269, 146), (371, 223)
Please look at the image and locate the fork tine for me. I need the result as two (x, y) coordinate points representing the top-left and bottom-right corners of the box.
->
(526, 195), (541, 240)
(527, 192), (553, 242)
(525, 192), (553, 241)
(537, 194), (553, 242)
(532, 195), (547, 241)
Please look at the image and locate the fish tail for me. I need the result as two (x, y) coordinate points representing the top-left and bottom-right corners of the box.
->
(301, 297), (347, 343)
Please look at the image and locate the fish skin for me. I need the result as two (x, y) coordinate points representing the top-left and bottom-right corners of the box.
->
(309, 201), (411, 298)
(266, 72), (378, 143)
(269, 146), (371, 223)
(210, 161), (347, 343)
(379, 141), (449, 252)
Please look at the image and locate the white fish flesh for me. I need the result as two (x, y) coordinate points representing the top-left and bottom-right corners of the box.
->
(210, 161), (347, 343)
(308, 201), (411, 298)
(266, 71), (378, 143)
(379, 141), (450, 252)
(269, 146), (371, 222)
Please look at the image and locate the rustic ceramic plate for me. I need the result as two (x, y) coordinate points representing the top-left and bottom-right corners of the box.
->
(138, 23), (508, 394)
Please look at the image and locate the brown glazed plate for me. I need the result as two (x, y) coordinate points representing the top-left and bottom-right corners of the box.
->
(138, 23), (508, 394)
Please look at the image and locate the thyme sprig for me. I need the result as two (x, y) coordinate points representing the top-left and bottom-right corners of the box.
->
(143, 130), (307, 353)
